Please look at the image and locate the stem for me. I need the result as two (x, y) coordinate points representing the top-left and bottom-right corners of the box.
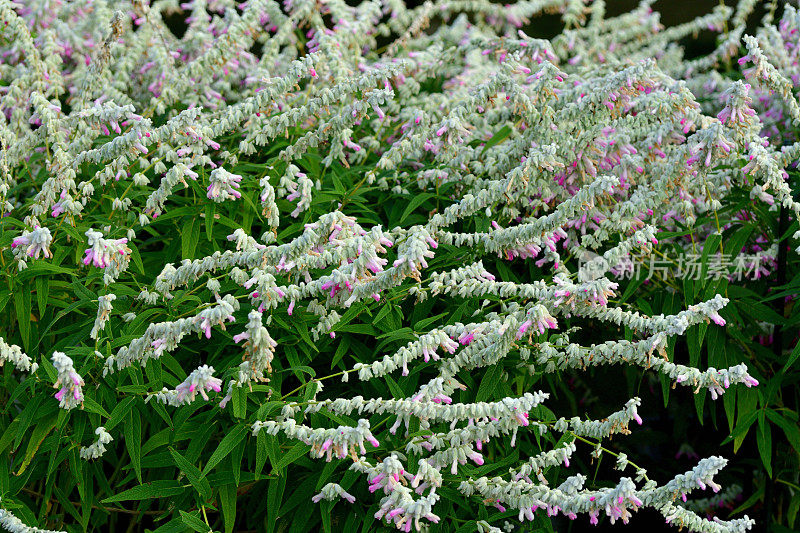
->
(566, 431), (651, 484)
(279, 368), (358, 401)
(201, 505), (211, 528)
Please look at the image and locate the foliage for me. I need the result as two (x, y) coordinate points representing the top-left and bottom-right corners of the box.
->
(0, 1), (798, 533)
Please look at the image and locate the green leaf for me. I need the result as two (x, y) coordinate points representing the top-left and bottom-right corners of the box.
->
(125, 408), (143, 483)
(52, 485), (81, 525)
(232, 386), (247, 419)
(731, 389), (758, 453)
(765, 409), (800, 456)
(205, 204), (215, 241)
(481, 125), (512, 154)
(315, 462), (340, 492)
(13, 395), (43, 451)
(279, 473), (318, 517)
(294, 321), (319, 353)
(757, 417), (773, 478)
(399, 193), (434, 224)
(271, 442), (311, 475)
(129, 244), (145, 275)
(371, 303), (393, 326)
(724, 224), (754, 261)
(784, 341), (800, 372)
(789, 488), (800, 530)
(179, 510), (212, 533)
(336, 323), (376, 335)
(385, 375), (406, 399)
(35, 276), (48, 316)
(255, 430), (269, 479)
(15, 261), (73, 279)
(620, 275), (646, 304)
(13, 289), (31, 352)
(413, 312), (448, 332)
(476, 364), (503, 402)
(376, 327), (417, 344)
(699, 232), (721, 279)
(181, 217), (201, 260)
(101, 480), (185, 503)
(321, 501), (333, 533)
(219, 484), (236, 533)
(71, 280), (96, 302)
(0, 292), (11, 315)
(694, 388), (706, 424)
(17, 411), (57, 475)
(231, 436), (245, 486)
(730, 485), (765, 515)
(686, 323), (707, 422)
(266, 474), (286, 533)
(202, 425), (248, 476)
(169, 447), (212, 499)
(106, 396), (136, 431)
(82, 397), (112, 418)
(0, 420), (19, 456)
(708, 328), (735, 432)
(330, 335), (350, 368)
(686, 323), (707, 368)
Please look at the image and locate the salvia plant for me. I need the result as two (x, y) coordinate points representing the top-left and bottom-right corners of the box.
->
(0, 0), (799, 532)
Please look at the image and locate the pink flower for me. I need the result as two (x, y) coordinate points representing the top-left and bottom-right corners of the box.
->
(12, 227), (53, 260)
(708, 310), (726, 326)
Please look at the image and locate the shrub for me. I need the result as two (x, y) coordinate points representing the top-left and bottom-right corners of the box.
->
(0, 1), (798, 532)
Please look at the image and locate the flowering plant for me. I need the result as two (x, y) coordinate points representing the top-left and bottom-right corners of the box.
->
(0, 1), (799, 532)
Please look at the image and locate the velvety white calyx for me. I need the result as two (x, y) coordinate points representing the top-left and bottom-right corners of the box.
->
(312, 483), (356, 504)
(90, 294), (116, 339)
(79, 427), (113, 460)
(0, 337), (38, 373)
(0, 497), (66, 533)
(145, 364), (223, 407)
(207, 167), (243, 202)
(51, 352), (84, 410)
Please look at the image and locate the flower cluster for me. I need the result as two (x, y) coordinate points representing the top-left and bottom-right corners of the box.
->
(207, 168), (243, 202)
(146, 364), (223, 407)
(0, 498), (65, 533)
(11, 227), (52, 269)
(311, 483), (356, 504)
(51, 352), (84, 411)
(0, 338), (37, 374)
(79, 427), (113, 461)
(252, 418), (380, 462)
(83, 228), (132, 284)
